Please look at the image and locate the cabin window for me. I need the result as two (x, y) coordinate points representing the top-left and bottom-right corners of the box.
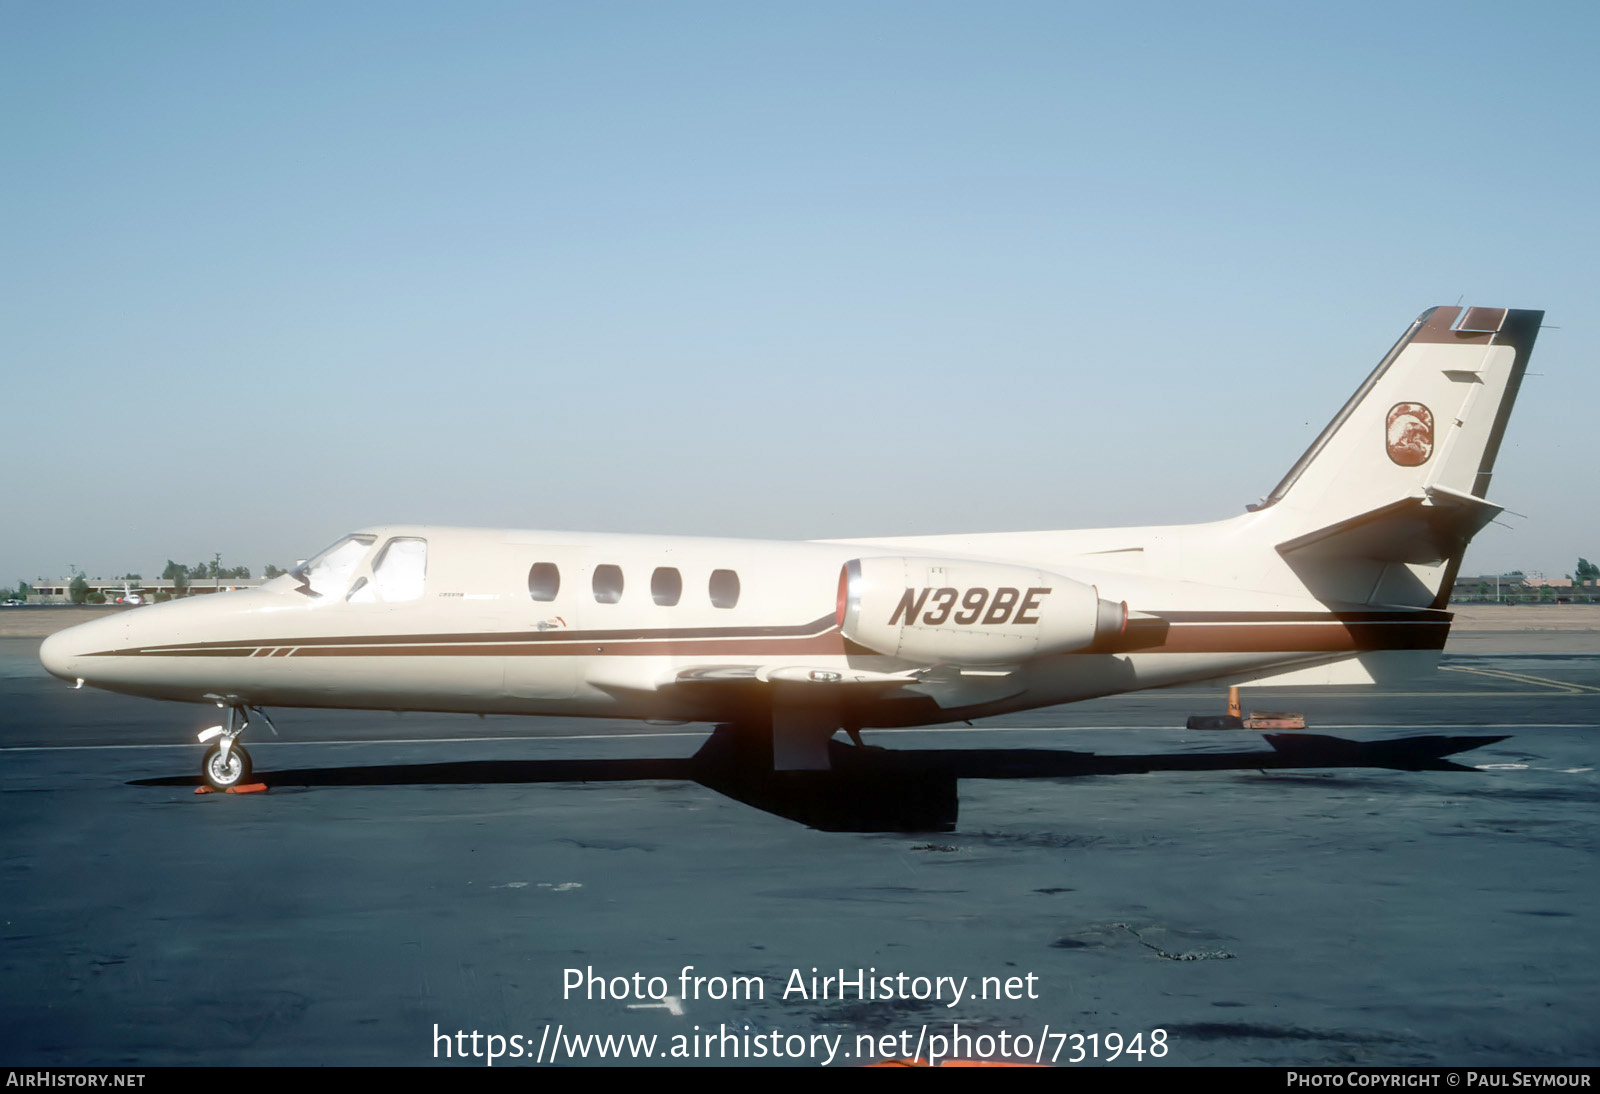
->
(709, 568), (740, 609)
(372, 537), (427, 602)
(292, 535), (376, 599)
(651, 567), (682, 606)
(528, 563), (560, 602)
(593, 564), (624, 604)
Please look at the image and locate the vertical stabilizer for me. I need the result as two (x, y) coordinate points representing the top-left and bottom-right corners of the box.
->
(1260, 306), (1541, 608)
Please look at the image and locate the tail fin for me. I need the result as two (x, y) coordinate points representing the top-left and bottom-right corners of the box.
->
(1258, 306), (1542, 609)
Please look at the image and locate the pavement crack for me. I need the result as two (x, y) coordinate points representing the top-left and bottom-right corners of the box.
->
(1113, 923), (1235, 961)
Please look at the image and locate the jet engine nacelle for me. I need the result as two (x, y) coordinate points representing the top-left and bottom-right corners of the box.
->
(838, 556), (1126, 666)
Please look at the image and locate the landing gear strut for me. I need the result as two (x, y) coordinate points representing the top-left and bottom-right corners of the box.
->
(197, 703), (274, 790)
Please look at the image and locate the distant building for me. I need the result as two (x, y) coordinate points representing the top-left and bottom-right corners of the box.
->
(1451, 573), (1526, 601)
(1450, 573), (1596, 603)
(26, 577), (269, 605)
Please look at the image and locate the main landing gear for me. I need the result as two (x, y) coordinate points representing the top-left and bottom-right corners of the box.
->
(197, 703), (276, 790)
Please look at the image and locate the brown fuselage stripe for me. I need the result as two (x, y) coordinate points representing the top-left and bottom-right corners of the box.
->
(85, 616), (1449, 658)
(1155, 610), (1451, 623)
(91, 614), (842, 656)
(289, 636), (848, 657)
(1151, 621), (1447, 653)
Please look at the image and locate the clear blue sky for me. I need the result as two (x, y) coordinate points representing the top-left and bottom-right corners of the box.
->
(4, 1), (1596, 583)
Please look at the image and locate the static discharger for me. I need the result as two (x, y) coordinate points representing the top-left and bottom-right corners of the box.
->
(1186, 686), (1306, 731)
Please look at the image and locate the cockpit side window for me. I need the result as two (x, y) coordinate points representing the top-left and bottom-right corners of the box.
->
(371, 537), (427, 602)
(292, 535), (377, 598)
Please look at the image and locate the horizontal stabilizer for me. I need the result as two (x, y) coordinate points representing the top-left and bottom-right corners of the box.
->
(1276, 488), (1503, 567)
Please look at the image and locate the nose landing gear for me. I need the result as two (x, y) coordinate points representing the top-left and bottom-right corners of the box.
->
(197, 703), (275, 790)
(202, 739), (252, 789)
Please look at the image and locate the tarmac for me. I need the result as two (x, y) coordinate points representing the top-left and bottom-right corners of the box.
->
(1, 610), (1595, 1067)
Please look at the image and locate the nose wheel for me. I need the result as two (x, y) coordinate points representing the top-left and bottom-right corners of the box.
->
(197, 702), (274, 790)
(202, 742), (252, 789)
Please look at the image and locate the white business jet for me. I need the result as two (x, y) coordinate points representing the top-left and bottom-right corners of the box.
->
(41, 305), (1540, 791)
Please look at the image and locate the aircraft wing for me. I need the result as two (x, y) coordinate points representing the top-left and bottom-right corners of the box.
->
(669, 663), (1031, 714)
(673, 665), (921, 687)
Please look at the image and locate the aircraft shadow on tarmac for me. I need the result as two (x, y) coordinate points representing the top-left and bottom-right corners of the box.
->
(129, 728), (1508, 833)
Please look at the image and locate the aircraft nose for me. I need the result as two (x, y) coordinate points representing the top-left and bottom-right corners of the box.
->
(39, 613), (126, 685)
(39, 627), (83, 682)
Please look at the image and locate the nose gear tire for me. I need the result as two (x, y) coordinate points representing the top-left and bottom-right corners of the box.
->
(202, 743), (252, 790)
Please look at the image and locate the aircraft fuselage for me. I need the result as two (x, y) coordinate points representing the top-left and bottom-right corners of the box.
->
(39, 523), (1444, 730)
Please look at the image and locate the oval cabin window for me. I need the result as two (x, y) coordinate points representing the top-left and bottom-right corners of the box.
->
(709, 569), (740, 609)
(592, 564), (624, 604)
(528, 563), (560, 602)
(651, 567), (682, 606)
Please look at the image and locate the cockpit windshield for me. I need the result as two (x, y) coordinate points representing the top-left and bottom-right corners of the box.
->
(290, 535), (377, 598)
